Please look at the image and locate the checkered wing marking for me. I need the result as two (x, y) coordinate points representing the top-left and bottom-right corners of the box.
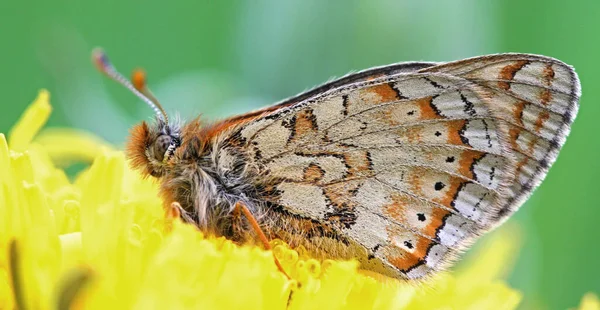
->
(231, 54), (580, 280)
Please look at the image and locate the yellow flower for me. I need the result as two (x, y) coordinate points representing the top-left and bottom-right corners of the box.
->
(0, 90), (594, 309)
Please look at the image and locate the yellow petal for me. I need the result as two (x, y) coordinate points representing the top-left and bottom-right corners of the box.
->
(0, 134), (12, 240)
(8, 89), (51, 152)
(0, 134), (10, 184)
(0, 268), (14, 309)
(34, 128), (113, 167)
(577, 293), (600, 310)
(59, 232), (83, 270)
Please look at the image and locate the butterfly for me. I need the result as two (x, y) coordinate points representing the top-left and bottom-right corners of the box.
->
(94, 50), (580, 280)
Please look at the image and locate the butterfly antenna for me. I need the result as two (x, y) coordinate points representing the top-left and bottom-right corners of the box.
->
(131, 69), (164, 116)
(92, 48), (169, 124)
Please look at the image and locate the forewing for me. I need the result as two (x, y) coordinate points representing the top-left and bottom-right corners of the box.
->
(228, 54), (580, 280)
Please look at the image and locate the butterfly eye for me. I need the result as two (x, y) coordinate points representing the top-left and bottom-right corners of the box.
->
(153, 135), (172, 162)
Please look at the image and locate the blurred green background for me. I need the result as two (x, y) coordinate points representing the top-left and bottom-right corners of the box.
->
(1, 1), (598, 308)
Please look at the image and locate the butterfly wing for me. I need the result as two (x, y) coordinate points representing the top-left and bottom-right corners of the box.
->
(227, 54), (580, 280)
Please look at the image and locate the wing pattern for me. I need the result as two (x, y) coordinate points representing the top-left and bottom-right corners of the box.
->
(229, 54), (580, 279)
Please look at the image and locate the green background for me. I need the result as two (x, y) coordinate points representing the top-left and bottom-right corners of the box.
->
(1, 1), (598, 308)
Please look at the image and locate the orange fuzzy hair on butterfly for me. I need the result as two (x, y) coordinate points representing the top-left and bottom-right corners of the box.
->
(178, 117), (206, 159)
(126, 121), (152, 177)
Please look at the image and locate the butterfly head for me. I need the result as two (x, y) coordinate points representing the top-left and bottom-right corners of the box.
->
(93, 48), (182, 177)
(127, 117), (182, 177)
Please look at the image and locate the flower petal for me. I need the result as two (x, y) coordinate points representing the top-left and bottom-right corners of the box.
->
(577, 293), (600, 310)
(8, 89), (51, 152)
(34, 128), (113, 167)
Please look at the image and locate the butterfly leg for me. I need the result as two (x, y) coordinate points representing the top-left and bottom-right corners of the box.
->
(166, 201), (195, 224)
(235, 201), (291, 279)
(166, 202), (182, 219)
(231, 203), (248, 239)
